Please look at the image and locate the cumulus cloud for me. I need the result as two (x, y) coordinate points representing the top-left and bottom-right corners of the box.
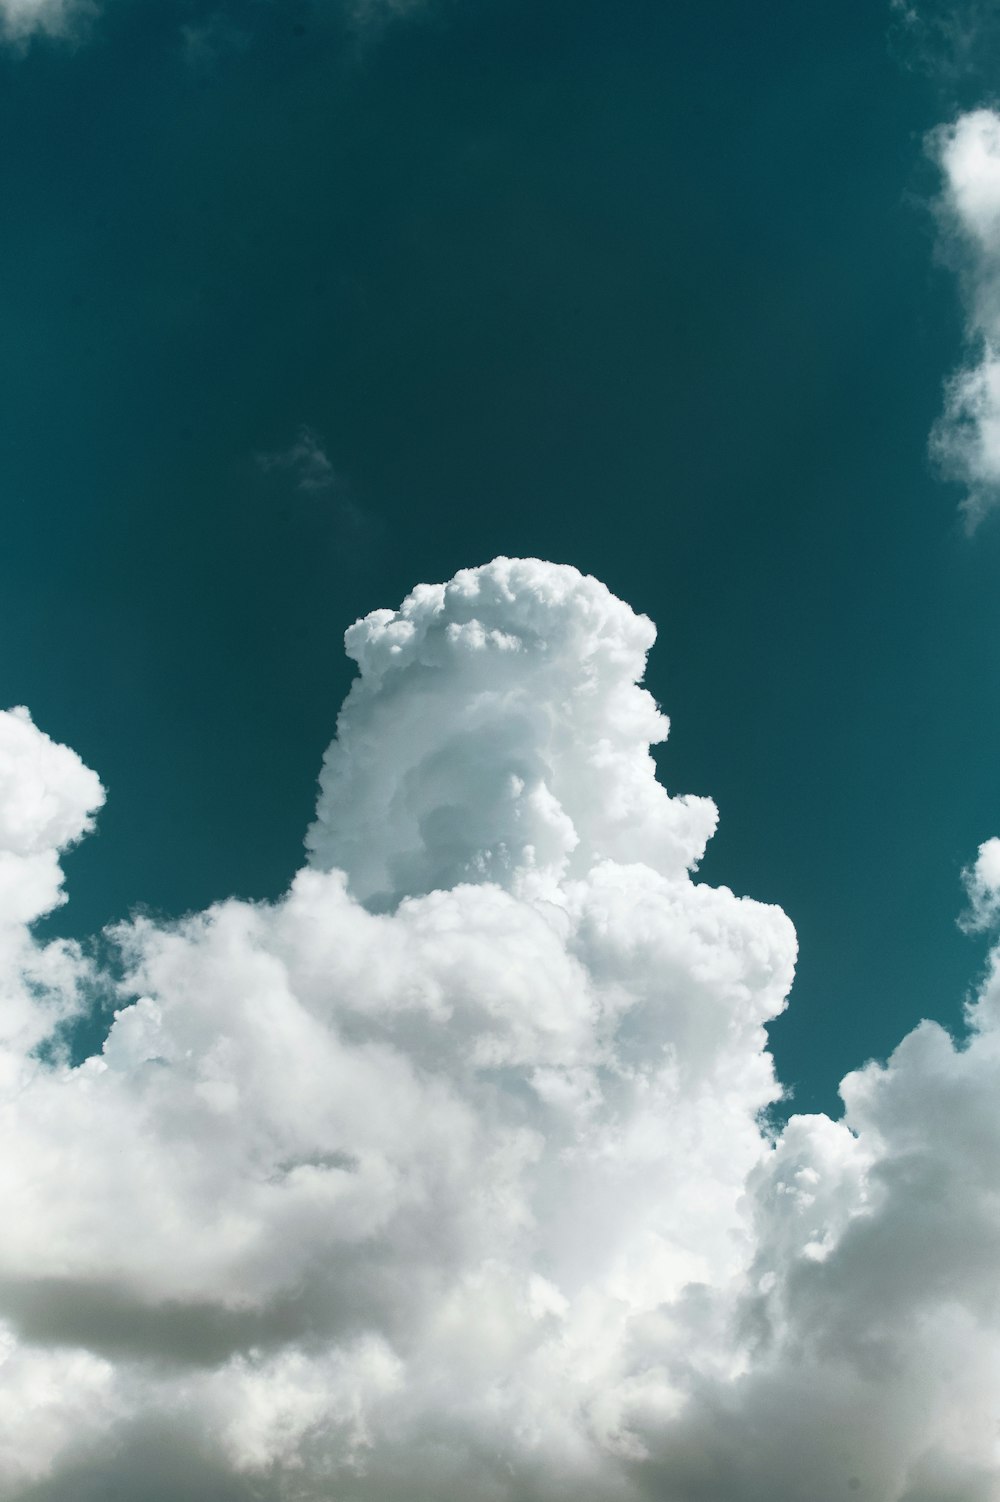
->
(0, 0), (431, 53)
(0, 707), (103, 1075)
(3, 558), (1000, 1499)
(930, 109), (1000, 528)
(306, 559), (718, 900)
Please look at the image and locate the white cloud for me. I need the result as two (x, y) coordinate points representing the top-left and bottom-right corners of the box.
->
(306, 557), (718, 900)
(930, 109), (1000, 528)
(0, 707), (103, 1079)
(3, 559), (1000, 1499)
(961, 836), (1000, 931)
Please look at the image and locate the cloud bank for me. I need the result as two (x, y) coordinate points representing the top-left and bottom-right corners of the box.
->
(931, 109), (1000, 528)
(3, 558), (1000, 1500)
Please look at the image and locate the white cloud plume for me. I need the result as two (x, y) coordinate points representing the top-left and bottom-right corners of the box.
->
(0, 706), (103, 1078)
(3, 559), (1000, 1499)
(930, 109), (1000, 528)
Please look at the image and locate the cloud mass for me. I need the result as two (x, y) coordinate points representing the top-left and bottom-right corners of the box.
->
(3, 558), (1000, 1500)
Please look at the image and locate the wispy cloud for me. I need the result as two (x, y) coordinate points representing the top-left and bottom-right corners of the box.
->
(929, 110), (1000, 530)
(889, 0), (1000, 79)
(181, 11), (251, 71)
(257, 426), (379, 544)
(961, 836), (1000, 932)
(349, 0), (437, 27)
(0, 0), (94, 45)
(257, 426), (340, 495)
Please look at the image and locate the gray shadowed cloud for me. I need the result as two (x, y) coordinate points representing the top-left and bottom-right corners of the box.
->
(17, 1427), (281, 1502)
(960, 837), (1000, 932)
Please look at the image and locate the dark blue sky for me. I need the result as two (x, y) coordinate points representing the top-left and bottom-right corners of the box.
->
(4, 0), (999, 1114)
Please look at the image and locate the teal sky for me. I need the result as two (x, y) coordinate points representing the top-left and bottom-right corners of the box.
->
(4, 0), (1000, 1115)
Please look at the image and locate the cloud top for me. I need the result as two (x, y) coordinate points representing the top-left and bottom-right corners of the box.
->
(307, 557), (717, 903)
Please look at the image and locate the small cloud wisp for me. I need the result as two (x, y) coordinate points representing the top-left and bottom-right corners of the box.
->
(931, 108), (1000, 528)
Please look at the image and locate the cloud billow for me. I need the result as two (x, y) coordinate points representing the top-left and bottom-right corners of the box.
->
(2, 559), (1000, 1499)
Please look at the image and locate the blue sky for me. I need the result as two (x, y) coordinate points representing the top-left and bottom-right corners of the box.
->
(5, 2), (1000, 1498)
(4, 0), (999, 1114)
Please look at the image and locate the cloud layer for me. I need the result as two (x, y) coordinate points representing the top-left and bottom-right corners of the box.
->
(3, 559), (1000, 1500)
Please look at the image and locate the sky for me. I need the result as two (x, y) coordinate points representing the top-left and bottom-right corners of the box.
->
(4, 0), (1000, 1115)
(6, 0), (1000, 1498)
